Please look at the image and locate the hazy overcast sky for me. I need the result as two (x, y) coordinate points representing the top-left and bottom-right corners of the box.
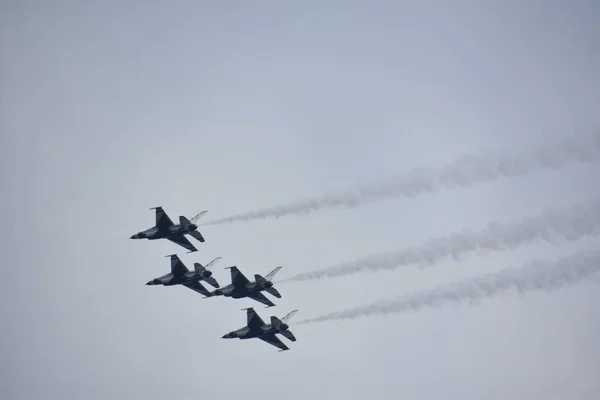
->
(1, 1), (599, 399)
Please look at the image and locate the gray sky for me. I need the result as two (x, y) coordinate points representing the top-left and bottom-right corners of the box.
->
(1, 1), (599, 399)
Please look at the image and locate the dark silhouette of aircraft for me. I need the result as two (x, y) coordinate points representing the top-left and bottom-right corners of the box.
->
(146, 254), (221, 295)
(222, 307), (298, 352)
(130, 206), (207, 253)
(205, 265), (283, 307)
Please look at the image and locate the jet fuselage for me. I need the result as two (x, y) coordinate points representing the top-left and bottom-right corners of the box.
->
(223, 323), (289, 340)
(147, 269), (212, 286)
(130, 223), (198, 240)
(212, 280), (273, 298)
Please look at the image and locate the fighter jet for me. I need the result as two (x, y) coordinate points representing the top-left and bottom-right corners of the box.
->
(205, 265), (283, 307)
(146, 254), (221, 296)
(222, 307), (298, 352)
(130, 206), (207, 253)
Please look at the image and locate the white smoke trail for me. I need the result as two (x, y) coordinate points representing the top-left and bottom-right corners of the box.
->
(202, 132), (600, 225)
(296, 248), (600, 325)
(280, 199), (600, 282)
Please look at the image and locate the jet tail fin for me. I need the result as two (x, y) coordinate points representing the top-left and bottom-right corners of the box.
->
(255, 266), (282, 285)
(255, 274), (267, 285)
(203, 257), (222, 271)
(179, 211), (207, 227)
(193, 257), (222, 274)
(264, 266), (282, 281)
(254, 274), (280, 298)
(270, 310), (298, 326)
(193, 263), (205, 274)
(281, 310), (298, 324)
(270, 315), (297, 342)
(190, 210), (207, 223)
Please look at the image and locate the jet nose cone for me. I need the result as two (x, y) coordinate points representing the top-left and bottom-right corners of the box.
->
(130, 234), (138, 239)
(222, 332), (234, 339)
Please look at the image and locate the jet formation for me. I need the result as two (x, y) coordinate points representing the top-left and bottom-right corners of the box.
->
(131, 206), (299, 352)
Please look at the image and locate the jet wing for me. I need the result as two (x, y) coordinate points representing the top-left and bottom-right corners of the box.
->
(246, 291), (276, 308)
(169, 254), (189, 276)
(246, 307), (265, 329)
(153, 206), (174, 230)
(228, 266), (250, 287)
(258, 334), (289, 351)
(167, 234), (198, 253)
(183, 280), (210, 296)
(188, 230), (205, 243)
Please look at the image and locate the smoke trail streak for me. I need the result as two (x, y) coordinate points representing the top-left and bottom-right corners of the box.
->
(296, 249), (600, 325)
(279, 199), (600, 282)
(202, 133), (600, 225)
